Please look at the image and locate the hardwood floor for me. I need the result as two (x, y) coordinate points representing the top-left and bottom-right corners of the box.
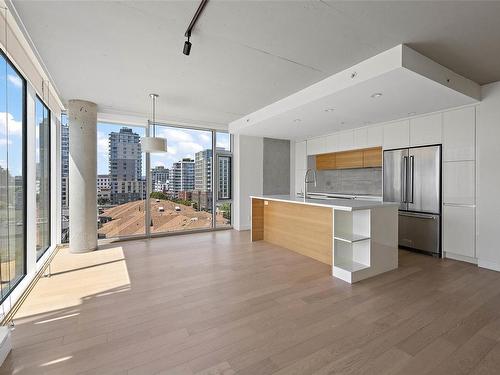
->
(1, 230), (500, 374)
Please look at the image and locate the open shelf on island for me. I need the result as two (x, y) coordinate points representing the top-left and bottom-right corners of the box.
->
(333, 257), (369, 272)
(334, 232), (370, 243)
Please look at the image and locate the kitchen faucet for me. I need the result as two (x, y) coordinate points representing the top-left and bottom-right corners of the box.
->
(303, 169), (317, 202)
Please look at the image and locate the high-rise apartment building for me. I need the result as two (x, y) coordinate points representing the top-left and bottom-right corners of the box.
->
(218, 152), (231, 199)
(109, 128), (143, 205)
(194, 147), (231, 210)
(171, 158), (194, 197)
(61, 121), (69, 208)
(151, 166), (170, 192)
(195, 149), (212, 192)
(97, 174), (110, 190)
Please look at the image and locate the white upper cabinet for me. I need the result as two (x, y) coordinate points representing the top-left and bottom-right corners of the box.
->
(443, 161), (475, 205)
(294, 141), (307, 170)
(306, 137), (326, 155)
(354, 128), (368, 149)
(443, 106), (476, 161)
(338, 130), (355, 150)
(410, 113), (442, 147)
(383, 120), (410, 149)
(366, 125), (383, 147)
(325, 133), (339, 153)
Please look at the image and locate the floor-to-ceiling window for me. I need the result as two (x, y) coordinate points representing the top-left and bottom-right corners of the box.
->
(0, 51), (26, 299)
(97, 123), (146, 240)
(35, 97), (50, 260)
(93, 122), (232, 240)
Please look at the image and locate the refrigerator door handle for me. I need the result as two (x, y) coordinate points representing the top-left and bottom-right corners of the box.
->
(399, 212), (437, 220)
(402, 156), (407, 203)
(408, 155), (414, 204)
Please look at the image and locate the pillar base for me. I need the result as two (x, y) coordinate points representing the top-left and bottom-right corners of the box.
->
(69, 246), (97, 254)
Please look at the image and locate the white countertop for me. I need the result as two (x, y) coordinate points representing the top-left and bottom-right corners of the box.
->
(250, 194), (398, 211)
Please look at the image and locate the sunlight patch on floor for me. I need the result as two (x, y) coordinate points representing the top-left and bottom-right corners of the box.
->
(14, 246), (131, 320)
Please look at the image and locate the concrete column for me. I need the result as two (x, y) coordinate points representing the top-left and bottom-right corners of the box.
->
(68, 100), (97, 253)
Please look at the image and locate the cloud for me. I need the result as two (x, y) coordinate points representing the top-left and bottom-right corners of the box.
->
(7, 74), (22, 89)
(176, 141), (204, 158)
(217, 138), (229, 151)
(156, 128), (193, 143)
(198, 132), (212, 144)
(97, 131), (109, 155)
(152, 160), (166, 168)
(0, 112), (23, 137)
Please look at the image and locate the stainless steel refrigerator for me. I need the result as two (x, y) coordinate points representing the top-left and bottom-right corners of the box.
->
(383, 145), (441, 256)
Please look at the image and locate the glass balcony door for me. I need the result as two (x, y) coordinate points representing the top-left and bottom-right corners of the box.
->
(149, 125), (213, 234)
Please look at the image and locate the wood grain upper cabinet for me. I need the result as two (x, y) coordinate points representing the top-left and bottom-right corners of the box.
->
(316, 147), (382, 170)
(362, 147), (382, 168)
(316, 153), (336, 170)
(335, 150), (363, 169)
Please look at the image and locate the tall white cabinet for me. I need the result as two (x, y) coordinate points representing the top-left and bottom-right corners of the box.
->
(442, 106), (476, 262)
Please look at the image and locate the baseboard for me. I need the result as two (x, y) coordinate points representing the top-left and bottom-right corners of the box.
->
(0, 327), (11, 366)
(234, 224), (250, 231)
(444, 252), (478, 265)
(478, 259), (500, 272)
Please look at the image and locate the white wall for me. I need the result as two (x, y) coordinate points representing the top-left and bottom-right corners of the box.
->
(233, 134), (263, 230)
(477, 82), (500, 271)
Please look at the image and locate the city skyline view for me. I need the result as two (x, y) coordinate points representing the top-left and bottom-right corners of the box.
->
(61, 119), (232, 241)
(96, 123), (229, 175)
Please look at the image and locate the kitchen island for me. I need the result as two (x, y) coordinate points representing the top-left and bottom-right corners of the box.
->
(251, 195), (399, 283)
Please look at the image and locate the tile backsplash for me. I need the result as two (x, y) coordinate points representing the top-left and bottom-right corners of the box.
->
(307, 156), (382, 196)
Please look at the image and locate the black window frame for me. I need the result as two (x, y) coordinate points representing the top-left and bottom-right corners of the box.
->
(35, 95), (51, 261)
(0, 48), (28, 303)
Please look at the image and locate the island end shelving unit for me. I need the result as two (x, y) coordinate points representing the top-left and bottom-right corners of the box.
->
(250, 195), (399, 283)
(332, 208), (398, 283)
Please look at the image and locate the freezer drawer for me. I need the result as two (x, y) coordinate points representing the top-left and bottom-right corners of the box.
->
(399, 212), (440, 255)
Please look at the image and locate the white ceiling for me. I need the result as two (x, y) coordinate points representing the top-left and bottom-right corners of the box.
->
(229, 45), (479, 140)
(230, 67), (477, 140)
(10, 1), (500, 128)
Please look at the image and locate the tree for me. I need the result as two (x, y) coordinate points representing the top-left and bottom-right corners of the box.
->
(98, 197), (110, 205)
(219, 202), (231, 220)
(150, 191), (168, 200)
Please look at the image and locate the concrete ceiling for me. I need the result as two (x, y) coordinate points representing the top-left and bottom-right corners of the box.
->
(11, 1), (500, 128)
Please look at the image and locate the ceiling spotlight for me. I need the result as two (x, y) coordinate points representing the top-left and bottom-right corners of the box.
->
(371, 92), (383, 98)
(183, 33), (192, 56)
(324, 108), (335, 112)
(294, 119), (301, 122)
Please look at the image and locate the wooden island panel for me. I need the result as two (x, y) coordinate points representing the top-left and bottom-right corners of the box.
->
(252, 198), (333, 265)
(251, 198), (264, 241)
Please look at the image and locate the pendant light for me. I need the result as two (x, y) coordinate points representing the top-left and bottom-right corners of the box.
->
(141, 93), (168, 153)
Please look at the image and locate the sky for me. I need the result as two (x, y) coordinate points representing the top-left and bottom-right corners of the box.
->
(0, 56), (25, 177)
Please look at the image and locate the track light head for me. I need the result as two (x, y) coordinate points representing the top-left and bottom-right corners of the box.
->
(183, 39), (192, 56)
